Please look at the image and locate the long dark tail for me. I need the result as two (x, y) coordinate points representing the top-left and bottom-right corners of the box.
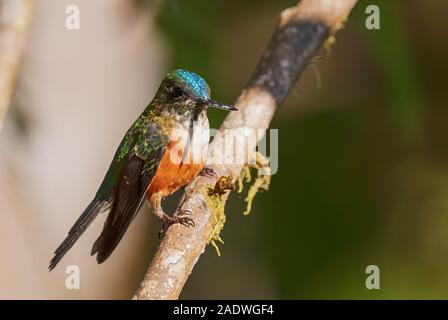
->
(48, 199), (107, 271)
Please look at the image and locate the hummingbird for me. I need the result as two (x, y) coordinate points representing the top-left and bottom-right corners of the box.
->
(49, 69), (236, 270)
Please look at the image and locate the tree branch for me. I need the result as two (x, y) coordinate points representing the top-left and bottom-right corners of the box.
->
(0, 0), (36, 129)
(133, 0), (359, 300)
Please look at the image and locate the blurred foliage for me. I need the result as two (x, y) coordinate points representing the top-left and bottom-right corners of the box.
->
(354, 0), (423, 146)
(153, 0), (448, 299)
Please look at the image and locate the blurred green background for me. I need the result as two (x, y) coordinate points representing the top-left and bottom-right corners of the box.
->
(152, 0), (448, 299)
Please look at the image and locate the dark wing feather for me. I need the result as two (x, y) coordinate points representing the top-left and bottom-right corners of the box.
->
(91, 152), (162, 263)
(49, 119), (167, 270)
(91, 124), (167, 263)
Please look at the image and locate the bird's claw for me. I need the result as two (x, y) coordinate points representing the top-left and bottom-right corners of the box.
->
(199, 167), (217, 179)
(177, 216), (195, 228)
(159, 210), (195, 237)
(174, 209), (195, 227)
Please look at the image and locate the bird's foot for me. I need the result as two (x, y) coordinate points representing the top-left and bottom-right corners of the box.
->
(158, 210), (195, 238)
(199, 167), (217, 179)
(173, 209), (195, 227)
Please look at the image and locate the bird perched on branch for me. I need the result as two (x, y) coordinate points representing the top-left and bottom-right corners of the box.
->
(49, 69), (236, 270)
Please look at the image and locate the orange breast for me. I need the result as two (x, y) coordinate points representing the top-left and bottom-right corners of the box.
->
(147, 140), (204, 197)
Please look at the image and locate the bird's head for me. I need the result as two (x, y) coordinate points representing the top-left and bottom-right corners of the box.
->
(154, 69), (236, 116)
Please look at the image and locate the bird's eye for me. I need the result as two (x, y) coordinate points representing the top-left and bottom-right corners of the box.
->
(172, 86), (183, 100)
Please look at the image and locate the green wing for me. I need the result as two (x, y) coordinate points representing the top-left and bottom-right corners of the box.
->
(91, 122), (168, 263)
(49, 120), (168, 269)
